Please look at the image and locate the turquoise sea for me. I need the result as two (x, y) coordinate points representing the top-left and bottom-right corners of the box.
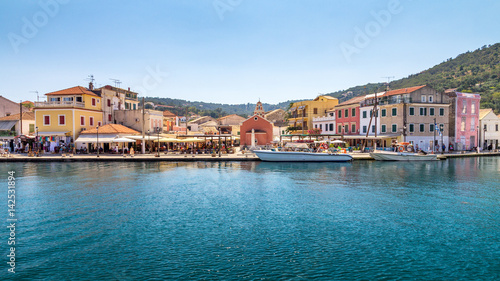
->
(1, 157), (500, 280)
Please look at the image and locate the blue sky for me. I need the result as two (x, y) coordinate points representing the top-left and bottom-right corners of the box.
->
(1, 0), (499, 104)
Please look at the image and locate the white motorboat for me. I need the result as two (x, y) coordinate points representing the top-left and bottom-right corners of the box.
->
(370, 142), (438, 161)
(254, 142), (353, 162)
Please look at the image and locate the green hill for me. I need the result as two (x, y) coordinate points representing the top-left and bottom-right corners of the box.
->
(145, 43), (500, 116)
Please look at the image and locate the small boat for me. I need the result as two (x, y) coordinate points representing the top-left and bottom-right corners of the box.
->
(254, 142), (353, 162)
(370, 142), (438, 161)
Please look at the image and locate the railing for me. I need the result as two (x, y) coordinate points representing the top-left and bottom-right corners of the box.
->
(35, 101), (85, 108)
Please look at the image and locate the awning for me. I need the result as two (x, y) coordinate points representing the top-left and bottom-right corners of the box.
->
(341, 134), (399, 139)
(38, 131), (70, 136)
(75, 134), (118, 143)
(0, 121), (17, 131)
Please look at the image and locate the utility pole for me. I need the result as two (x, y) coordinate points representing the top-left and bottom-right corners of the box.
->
(142, 97), (145, 154)
(433, 118), (437, 153)
(19, 101), (23, 136)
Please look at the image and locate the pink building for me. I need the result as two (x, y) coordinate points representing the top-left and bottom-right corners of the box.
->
(451, 92), (481, 150)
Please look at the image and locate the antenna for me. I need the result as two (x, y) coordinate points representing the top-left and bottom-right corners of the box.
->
(30, 91), (39, 103)
(110, 78), (121, 88)
(381, 76), (395, 90)
(86, 74), (95, 84)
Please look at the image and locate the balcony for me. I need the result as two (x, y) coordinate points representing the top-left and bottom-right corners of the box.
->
(35, 101), (85, 108)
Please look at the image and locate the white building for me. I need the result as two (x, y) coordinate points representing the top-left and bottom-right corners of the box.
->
(312, 109), (336, 134)
(479, 108), (500, 150)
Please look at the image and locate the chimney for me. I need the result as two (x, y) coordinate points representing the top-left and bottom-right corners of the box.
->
(89, 82), (94, 90)
(128, 87), (130, 91)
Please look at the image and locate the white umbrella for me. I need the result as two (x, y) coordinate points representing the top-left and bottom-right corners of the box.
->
(113, 137), (135, 143)
(332, 140), (345, 144)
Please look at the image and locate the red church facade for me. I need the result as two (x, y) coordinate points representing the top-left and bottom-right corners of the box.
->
(240, 115), (273, 147)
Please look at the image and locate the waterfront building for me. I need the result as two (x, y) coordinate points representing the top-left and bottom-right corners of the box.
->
(359, 92), (384, 137)
(479, 108), (500, 150)
(240, 115), (273, 148)
(288, 95), (339, 134)
(312, 109), (336, 135)
(335, 96), (364, 136)
(0, 112), (35, 137)
(162, 110), (177, 132)
(93, 84), (140, 125)
(187, 116), (216, 133)
(447, 91), (481, 151)
(0, 95), (30, 117)
(114, 109), (163, 134)
(34, 86), (104, 152)
(75, 123), (140, 151)
(377, 85), (450, 151)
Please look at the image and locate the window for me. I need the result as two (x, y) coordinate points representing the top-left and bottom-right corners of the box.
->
(496, 124), (498, 131)
(76, 97), (82, 102)
(439, 108), (444, 116)
(429, 108), (435, 116)
(429, 96), (433, 102)
(460, 117), (466, 131)
(133, 104), (137, 110)
(392, 108), (397, 116)
(371, 125), (375, 133)
(363, 111), (367, 118)
(381, 109), (386, 117)
(352, 108), (356, 117)
(362, 126), (367, 133)
(409, 124), (414, 132)
(90, 117), (94, 126)
(313, 108), (318, 114)
(92, 98), (96, 106)
(420, 124), (425, 132)
(324, 124), (328, 132)
(338, 110), (342, 118)
(63, 97), (73, 102)
(430, 124), (434, 132)
(345, 109), (349, 118)
(344, 124), (349, 133)
(329, 124), (334, 132)
(462, 102), (467, 114)
(319, 124), (323, 130)
(80, 116), (85, 126)
(43, 115), (50, 126)
(315, 124), (317, 129)
(29, 124), (35, 133)
(471, 118), (475, 131)
(108, 114), (112, 121)
(471, 102), (476, 114)
(97, 121), (102, 126)
(108, 99), (111, 107)
(409, 107), (415, 116)
(381, 125), (386, 133)
(338, 125), (342, 133)
(420, 107), (427, 116)
(421, 95), (426, 102)
(351, 124), (356, 133)
(392, 124), (397, 133)
(50, 97), (60, 102)
(58, 115), (65, 126)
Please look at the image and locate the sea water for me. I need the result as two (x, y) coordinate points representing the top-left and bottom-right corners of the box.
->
(1, 157), (499, 280)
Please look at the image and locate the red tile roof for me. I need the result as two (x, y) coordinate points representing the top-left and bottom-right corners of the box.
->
(46, 86), (99, 97)
(338, 95), (366, 106)
(0, 112), (35, 121)
(163, 110), (177, 117)
(80, 124), (140, 135)
(384, 85), (427, 97)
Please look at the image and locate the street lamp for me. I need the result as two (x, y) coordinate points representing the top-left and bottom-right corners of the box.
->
(156, 126), (161, 157)
(440, 124), (444, 154)
(35, 126), (39, 157)
(96, 126), (99, 157)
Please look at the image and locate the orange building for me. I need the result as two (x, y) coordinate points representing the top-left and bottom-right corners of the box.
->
(240, 115), (273, 147)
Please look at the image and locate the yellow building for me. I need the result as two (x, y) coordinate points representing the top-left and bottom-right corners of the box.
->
(288, 95), (339, 134)
(34, 86), (103, 148)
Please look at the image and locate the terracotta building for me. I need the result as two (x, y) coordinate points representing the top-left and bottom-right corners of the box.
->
(240, 115), (273, 148)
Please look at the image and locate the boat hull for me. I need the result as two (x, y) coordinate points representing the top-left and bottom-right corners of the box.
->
(254, 150), (353, 162)
(370, 151), (438, 161)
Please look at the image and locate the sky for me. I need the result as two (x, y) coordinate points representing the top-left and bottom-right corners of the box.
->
(1, 0), (499, 105)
